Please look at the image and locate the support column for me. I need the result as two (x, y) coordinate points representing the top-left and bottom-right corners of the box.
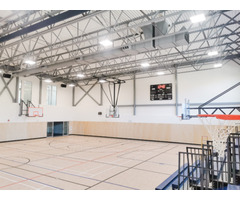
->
(100, 84), (103, 106)
(14, 77), (19, 103)
(39, 78), (42, 105)
(133, 74), (136, 116)
(72, 86), (75, 106)
(175, 66), (179, 116)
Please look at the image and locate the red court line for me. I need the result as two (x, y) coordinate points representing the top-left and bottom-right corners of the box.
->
(0, 144), (143, 189)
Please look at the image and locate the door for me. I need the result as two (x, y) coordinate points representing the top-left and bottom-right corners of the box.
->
(47, 122), (69, 137)
(63, 122), (69, 135)
(54, 122), (63, 137)
(47, 122), (53, 137)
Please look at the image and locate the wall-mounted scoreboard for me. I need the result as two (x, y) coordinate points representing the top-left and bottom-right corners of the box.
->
(150, 83), (172, 101)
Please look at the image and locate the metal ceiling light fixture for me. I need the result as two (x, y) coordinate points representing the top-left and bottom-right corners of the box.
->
(77, 73), (85, 78)
(214, 63), (222, 68)
(99, 39), (113, 47)
(23, 55), (36, 65)
(141, 62), (150, 67)
(44, 79), (52, 83)
(99, 79), (107, 83)
(157, 71), (165, 75)
(24, 60), (36, 65)
(190, 14), (206, 23)
(68, 83), (75, 87)
(208, 51), (218, 56)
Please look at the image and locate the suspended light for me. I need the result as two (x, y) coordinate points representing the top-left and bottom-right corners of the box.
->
(214, 63), (222, 68)
(190, 14), (206, 23)
(99, 39), (113, 47)
(208, 51), (218, 56)
(24, 60), (36, 65)
(44, 79), (52, 83)
(157, 71), (165, 75)
(99, 79), (106, 83)
(77, 73), (85, 78)
(141, 62), (150, 67)
(68, 84), (75, 87)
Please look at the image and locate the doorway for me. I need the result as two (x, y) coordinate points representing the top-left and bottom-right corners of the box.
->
(47, 122), (69, 137)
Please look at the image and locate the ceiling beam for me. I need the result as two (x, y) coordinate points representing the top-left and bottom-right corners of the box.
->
(0, 10), (90, 43)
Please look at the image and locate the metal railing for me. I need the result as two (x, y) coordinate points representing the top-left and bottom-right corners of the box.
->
(177, 133), (240, 190)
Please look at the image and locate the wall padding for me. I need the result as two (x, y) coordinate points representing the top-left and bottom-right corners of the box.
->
(0, 122), (47, 142)
(70, 121), (210, 144)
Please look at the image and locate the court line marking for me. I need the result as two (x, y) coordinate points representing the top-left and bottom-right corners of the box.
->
(0, 136), (186, 190)
(86, 145), (179, 190)
(0, 143), (144, 189)
(0, 170), (61, 190)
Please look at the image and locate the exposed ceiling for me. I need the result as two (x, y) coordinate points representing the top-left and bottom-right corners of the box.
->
(0, 10), (239, 85)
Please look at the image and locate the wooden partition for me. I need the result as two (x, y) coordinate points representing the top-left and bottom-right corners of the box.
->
(0, 122), (47, 142)
(0, 121), (210, 144)
(70, 121), (210, 145)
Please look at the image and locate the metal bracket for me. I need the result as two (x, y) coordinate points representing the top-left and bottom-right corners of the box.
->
(73, 81), (102, 106)
(0, 75), (15, 102)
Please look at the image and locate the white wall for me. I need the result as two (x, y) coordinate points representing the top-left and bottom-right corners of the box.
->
(0, 61), (239, 125)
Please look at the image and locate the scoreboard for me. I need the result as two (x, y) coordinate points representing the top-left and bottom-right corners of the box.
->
(150, 83), (172, 101)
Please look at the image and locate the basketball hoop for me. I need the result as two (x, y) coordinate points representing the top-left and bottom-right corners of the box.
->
(33, 111), (39, 117)
(106, 106), (119, 118)
(198, 114), (240, 157)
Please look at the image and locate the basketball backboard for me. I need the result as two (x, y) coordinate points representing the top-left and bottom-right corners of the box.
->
(28, 107), (43, 117)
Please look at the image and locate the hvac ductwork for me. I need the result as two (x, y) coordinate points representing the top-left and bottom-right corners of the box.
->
(14, 22), (189, 77)
(133, 22), (189, 52)
(120, 22), (189, 54)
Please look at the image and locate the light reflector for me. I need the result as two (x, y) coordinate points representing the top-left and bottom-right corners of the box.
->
(99, 79), (106, 83)
(141, 62), (150, 67)
(208, 51), (218, 56)
(44, 79), (52, 83)
(99, 39), (113, 47)
(77, 73), (85, 78)
(190, 14), (206, 23)
(157, 71), (165, 75)
(24, 60), (36, 65)
(214, 63), (222, 68)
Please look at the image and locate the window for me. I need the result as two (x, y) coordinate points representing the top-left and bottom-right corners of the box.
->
(47, 85), (57, 105)
(23, 81), (32, 102)
(18, 81), (22, 103)
(18, 81), (32, 103)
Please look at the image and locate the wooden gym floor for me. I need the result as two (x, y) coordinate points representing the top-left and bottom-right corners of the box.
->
(0, 135), (196, 190)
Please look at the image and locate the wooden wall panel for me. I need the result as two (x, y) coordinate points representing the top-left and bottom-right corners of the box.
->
(0, 121), (210, 145)
(0, 122), (47, 142)
(70, 121), (210, 145)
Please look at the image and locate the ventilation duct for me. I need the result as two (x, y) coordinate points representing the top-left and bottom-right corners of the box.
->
(138, 20), (170, 51)
(122, 45), (138, 55)
(16, 59), (77, 76)
(14, 23), (189, 77)
(174, 27), (189, 46)
(154, 21), (169, 36)
(133, 25), (189, 52)
(0, 64), (20, 72)
(75, 57), (89, 64)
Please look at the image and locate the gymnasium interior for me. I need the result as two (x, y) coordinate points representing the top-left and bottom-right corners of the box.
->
(0, 6), (240, 195)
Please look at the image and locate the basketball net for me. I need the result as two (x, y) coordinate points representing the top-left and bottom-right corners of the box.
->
(198, 114), (240, 158)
